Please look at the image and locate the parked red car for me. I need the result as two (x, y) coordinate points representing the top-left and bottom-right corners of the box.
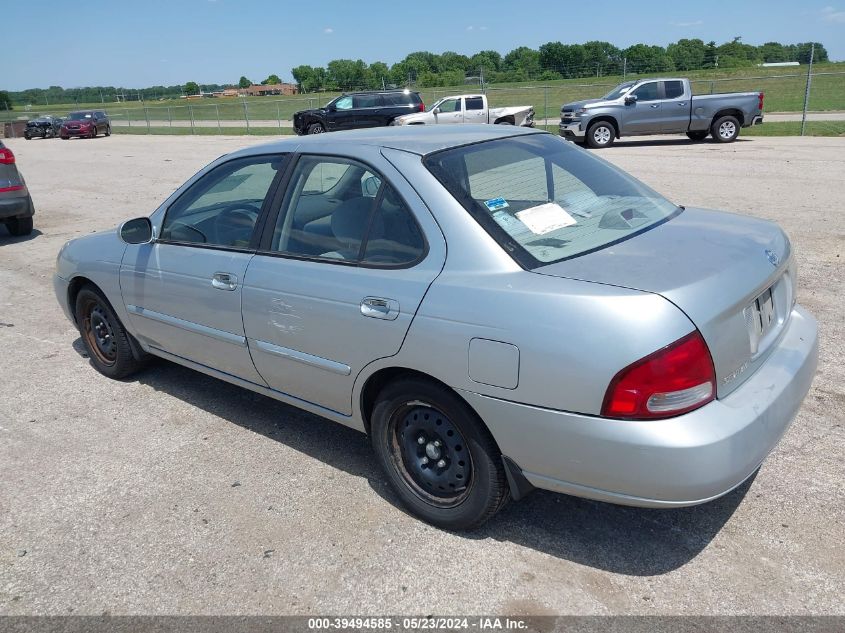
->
(60, 110), (111, 139)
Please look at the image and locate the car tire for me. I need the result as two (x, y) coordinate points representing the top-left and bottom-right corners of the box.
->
(370, 377), (509, 530)
(24, 133), (31, 140)
(585, 121), (615, 148)
(105, 125), (111, 137)
(306, 123), (325, 134)
(90, 127), (97, 139)
(5, 215), (33, 236)
(75, 286), (144, 380)
(711, 115), (740, 143)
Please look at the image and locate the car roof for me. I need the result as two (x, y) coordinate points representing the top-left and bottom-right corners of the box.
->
(233, 125), (546, 158)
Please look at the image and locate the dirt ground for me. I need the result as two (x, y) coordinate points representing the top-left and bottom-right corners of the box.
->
(0, 133), (843, 616)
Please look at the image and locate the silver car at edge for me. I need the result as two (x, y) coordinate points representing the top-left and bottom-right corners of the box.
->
(53, 126), (818, 530)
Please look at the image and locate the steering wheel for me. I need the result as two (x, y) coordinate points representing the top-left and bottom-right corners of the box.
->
(214, 203), (260, 246)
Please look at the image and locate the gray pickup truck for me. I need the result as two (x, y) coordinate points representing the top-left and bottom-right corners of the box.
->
(559, 77), (764, 148)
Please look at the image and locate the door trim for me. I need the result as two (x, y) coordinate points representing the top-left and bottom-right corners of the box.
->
(126, 304), (247, 347)
(253, 339), (352, 376)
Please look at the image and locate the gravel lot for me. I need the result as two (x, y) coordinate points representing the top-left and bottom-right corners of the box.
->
(1, 133), (843, 616)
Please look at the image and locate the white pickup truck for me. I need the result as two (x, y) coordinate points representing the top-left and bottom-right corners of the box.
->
(393, 94), (534, 127)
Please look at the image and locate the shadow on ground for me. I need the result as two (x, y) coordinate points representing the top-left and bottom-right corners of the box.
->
(0, 228), (43, 243)
(608, 137), (753, 148)
(87, 349), (750, 577)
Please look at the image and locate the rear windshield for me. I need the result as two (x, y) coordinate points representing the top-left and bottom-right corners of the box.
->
(423, 133), (679, 268)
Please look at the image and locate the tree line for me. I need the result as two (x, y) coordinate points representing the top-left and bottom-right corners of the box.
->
(2, 38), (830, 108)
(291, 38), (829, 92)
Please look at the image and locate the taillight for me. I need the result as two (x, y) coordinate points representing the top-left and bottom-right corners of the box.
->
(0, 147), (15, 164)
(418, 102), (425, 112)
(601, 331), (716, 420)
(758, 92), (765, 111)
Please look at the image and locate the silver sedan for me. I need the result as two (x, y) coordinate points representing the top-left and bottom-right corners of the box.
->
(54, 126), (818, 530)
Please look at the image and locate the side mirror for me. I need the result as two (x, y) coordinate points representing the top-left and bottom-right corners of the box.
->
(327, 105), (336, 112)
(433, 107), (441, 115)
(119, 217), (154, 244)
(624, 94), (638, 105)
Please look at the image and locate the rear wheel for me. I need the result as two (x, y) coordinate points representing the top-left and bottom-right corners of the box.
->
(5, 215), (33, 236)
(306, 123), (325, 134)
(75, 286), (144, 379)
(711, 115), (740, 143)
(585, 121), (615, 148)
(371, 378), (508, 530)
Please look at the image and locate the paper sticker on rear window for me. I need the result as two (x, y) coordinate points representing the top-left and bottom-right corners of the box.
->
(484, 197), (509, 211)
(515, 202), (577, 235)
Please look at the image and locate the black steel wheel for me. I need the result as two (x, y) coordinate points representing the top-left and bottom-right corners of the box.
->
(371, 378), (509, 530)
(75, 286), (145, 379)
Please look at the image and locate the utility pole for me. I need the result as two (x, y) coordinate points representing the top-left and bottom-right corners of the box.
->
(480, 66), (485, 92)
(801, 43), (815, 137)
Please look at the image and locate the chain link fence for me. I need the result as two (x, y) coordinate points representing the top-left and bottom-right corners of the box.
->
(3, 71), (844, 137)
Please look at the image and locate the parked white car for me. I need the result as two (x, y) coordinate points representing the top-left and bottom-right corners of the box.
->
(393, 94), (534, 127)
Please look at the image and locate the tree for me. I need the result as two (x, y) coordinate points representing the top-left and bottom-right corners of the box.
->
(667, 39), (706, 71)
(470, 50), (502, 73)
(502, 46), (541, 80)
(368, 62), (390, 88)
(715, 37), (761, 68)
(794, 42), (828, 63)
(184, 81), (200, 95)
(326, 59), (369, 90)
(238, 76), (252, 89)
(261, 74), (282, 85)
(759, 42), (787, 63)
(582, 41), (622, 75)
(703, 41), (718, 68)
(0, 90), (12, 110)
(623, 44), (674, 73)
(292, 65), (327, 92)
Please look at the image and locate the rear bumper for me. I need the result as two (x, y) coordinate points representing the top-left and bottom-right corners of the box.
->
(751, 115), (764, 126)
(460, 305), (818, 507)
(0, 194), (32, 220)
(559, 119), (585, 141)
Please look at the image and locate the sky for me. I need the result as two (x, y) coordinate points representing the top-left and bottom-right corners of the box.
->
(3, 0), (844, 91)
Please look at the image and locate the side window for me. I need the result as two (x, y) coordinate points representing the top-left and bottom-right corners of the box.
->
(632, 82), (659, 102)
(270, 156), (424, 266)
(438, 98), (461, 113)
(161, 156), (282, 248)
(664, 81), (685, 99)
(362, 187), (425, 266)
(271, 157), (378, 259)
(334, 96), (353, 110)
(465, 97), (484, 111)
(353, 94), (380, 108)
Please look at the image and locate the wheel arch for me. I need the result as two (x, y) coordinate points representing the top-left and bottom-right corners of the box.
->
(712, 108), (744, 126)
(67, 275), (97, 325)
(493, 115), (516, 125)
(587, 115), (620, 137)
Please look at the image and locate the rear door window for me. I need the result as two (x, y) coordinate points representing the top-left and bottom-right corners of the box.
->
(465, 97), (484, 111)
(353, 94), (380, 108)
(663, 81), (685, 99)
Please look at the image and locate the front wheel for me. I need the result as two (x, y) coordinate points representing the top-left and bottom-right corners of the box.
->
(371, 378), (508, 530)
(75, 286), (144, 379)
(24, 133), (31, 140)
(306, 123), (325, 134)
(104, 125), (111, 137)
(585, 121), (615, 148)
(711, 115), (740, 143)
(90, 127), (97, 139)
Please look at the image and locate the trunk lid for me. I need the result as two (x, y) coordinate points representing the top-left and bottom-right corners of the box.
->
(534, 207), (795, 397)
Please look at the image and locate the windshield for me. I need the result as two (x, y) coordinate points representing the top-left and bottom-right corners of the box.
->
(423, 133), (679, 268)
(66, 112), (93, 120)
(602, 81), (637, 100)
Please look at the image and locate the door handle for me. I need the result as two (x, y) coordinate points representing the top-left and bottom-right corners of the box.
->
(678, 102), (687, 107)
(360, 297), (399, 321)
(211, 272), (238, 291)
(650, 104), (660, 108)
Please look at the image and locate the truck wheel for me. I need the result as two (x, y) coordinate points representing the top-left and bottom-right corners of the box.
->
(306, 123), (325, 134)
(6, 215), (33, 236)
(686, 131), (708, 141)
(586, 121), (615, 148)
(711, 116), (740, 143)
(370, 377), (509, 531)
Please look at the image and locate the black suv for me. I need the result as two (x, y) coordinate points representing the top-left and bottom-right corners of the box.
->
(293, 90), (424, 135)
